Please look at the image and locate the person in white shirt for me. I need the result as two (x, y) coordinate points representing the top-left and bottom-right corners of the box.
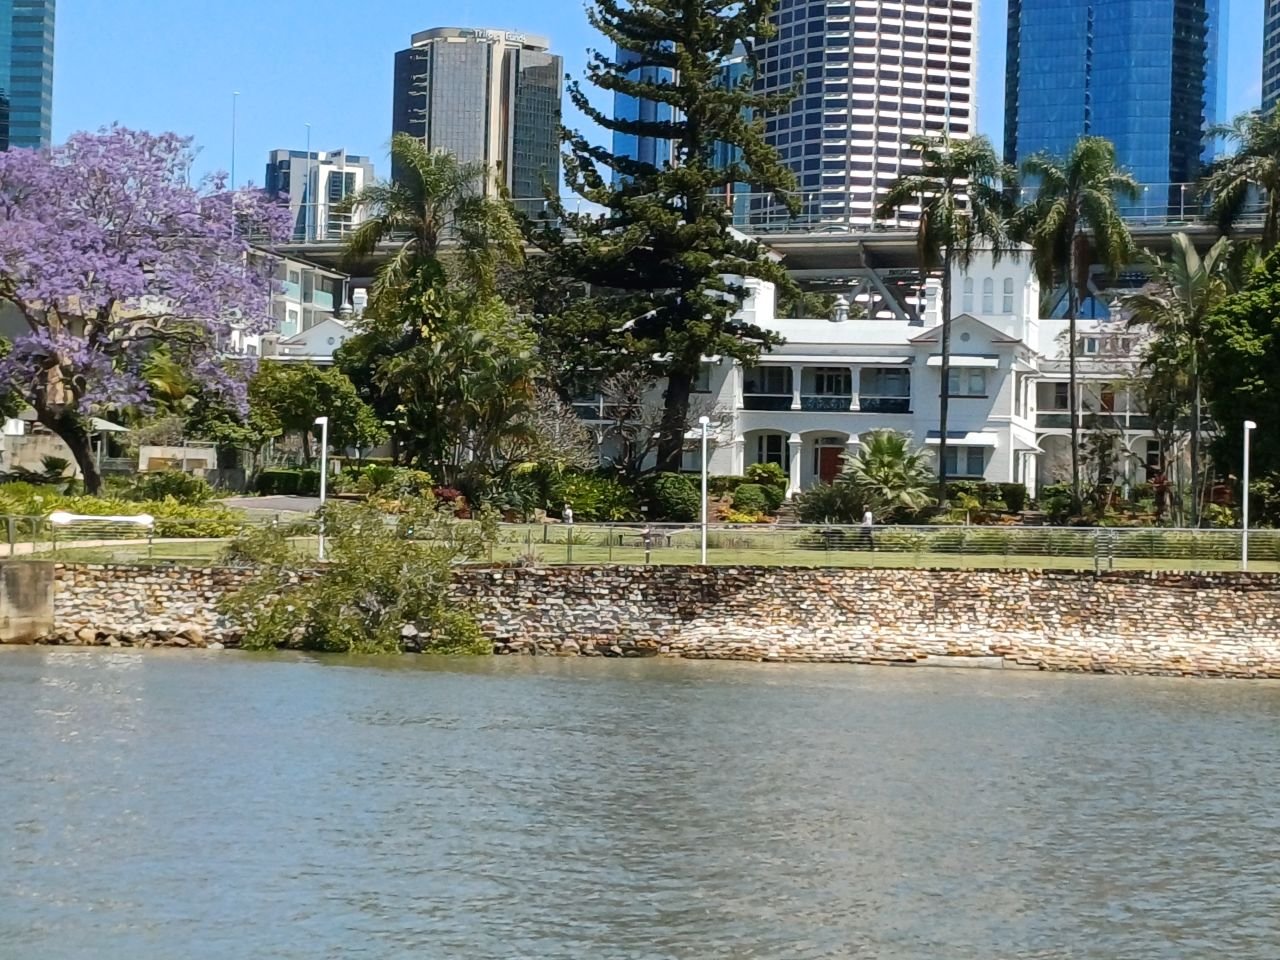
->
(861, 507), (874, 551)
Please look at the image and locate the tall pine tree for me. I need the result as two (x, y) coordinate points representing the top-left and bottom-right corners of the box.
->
(538, 0), (796, 472)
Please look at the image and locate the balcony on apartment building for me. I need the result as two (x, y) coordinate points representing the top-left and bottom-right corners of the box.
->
(742, 365), (911, 415)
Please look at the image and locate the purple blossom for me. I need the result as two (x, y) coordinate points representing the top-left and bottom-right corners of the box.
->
(0, 126), (292, 416)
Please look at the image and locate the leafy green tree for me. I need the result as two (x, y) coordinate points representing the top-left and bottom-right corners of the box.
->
(339, 135), (523, 314)
(220, 498), (494, 655)
(1202, 252), (1280, 479)
(539, 0), (797, 472)
(1200, 109), (1280, 248)
(1012, 136), (1138, 512)
(836, 430), (936, 521)
(877, 134), (1016, 495)
(250, 363), (386, 461)
(1123, 233), (1234, 525)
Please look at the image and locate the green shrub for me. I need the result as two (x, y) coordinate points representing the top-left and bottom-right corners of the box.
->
(1036, 483), (1074, 523)
(794, 482), (863, 524)
(338, 464), (435, 500)
(1203, 503), (1236, 529)
(744, 462), (787, 488)
(550, 472), (639, 522)
(296, 470), (320, 496)
(220, 499), (493, 655)
(255, 469), (300, 496)
(708, 475), (747, 497)
(132, 471), (214, 505)
(731, 483), (770, 514)
(647, 472), (699, 522)
(999, 483), (1028, 514)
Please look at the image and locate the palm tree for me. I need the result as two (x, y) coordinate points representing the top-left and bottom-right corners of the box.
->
(339, 133), (523, 302)
(1199, 110), (1280, 248)
(837, 429), (936, 521)
(1124, 233), (1234, 526)
(1011, 136), (1139, 514)
(877, 135), (1016, 499)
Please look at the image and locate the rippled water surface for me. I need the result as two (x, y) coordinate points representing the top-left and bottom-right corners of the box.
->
(2, 649), (1279, 959)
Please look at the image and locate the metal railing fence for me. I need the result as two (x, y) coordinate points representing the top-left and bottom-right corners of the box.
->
(4, 515), (1277, 573)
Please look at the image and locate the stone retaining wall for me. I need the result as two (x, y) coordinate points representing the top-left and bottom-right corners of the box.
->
(36, 563), (1280, 677)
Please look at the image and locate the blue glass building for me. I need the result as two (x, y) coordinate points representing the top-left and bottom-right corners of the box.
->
(1005, 0), (1226, 192)
(0, 0), (55, 151)
(612, 43), (677, 176)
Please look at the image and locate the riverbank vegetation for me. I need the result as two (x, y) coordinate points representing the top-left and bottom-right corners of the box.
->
(219, 498), (495, 655)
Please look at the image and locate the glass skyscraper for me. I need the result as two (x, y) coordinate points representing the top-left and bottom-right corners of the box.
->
(0, 0), (55, 151)
(392, 27), (561, 214)
(1265, 1), (1280, 112)
(1005, 0), (1226, 191)
(612, 44), (676, 174)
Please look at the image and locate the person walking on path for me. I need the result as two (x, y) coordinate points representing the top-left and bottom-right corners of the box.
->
(861, 507), (875, 552)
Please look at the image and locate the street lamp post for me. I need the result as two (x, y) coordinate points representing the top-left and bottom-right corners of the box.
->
(1243, 419), (1257, 571)
(315, 415), (329, 561)
(699, 415), (710, 565)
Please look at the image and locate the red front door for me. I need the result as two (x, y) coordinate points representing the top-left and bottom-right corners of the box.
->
(818, 446), (842, 484)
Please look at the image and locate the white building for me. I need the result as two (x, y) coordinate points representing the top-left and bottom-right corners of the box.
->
(1035, 314), (1161, 493)
(265, 149), (376, 243)
(578, 250), (1163, 500)
(755, 0), (976, 226)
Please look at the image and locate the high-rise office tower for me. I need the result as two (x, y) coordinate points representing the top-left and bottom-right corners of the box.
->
(0, 0), (55, 150)
(264, 149), (376, 242)
(754, 0), (976, 226)
(1265, 1), (1280, 112)
(392, 27), (561, 212)
(612, 44), (677, 174)
(1006, 0), (1226, 191)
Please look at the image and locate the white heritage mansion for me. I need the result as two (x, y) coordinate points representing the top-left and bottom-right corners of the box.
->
(579, 252), (1157, 499)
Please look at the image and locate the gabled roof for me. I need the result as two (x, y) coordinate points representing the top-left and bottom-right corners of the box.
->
(909, 313), (1023, 345)
(278, 315), (351, 346)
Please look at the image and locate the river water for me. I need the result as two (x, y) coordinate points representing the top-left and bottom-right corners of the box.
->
(1, 650), (1278, 959)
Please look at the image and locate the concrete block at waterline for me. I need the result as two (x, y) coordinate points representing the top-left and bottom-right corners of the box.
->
(0, 561), (54, 642)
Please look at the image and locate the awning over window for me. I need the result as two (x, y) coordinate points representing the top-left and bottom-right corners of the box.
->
(926, 355), (999, 368)
(924, 432), (998, 447)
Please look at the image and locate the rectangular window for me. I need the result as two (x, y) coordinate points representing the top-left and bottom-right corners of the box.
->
(943, 446), (986, 478)
(692, 363), (713, 393)
(744, 366), (790, 395)
(812, 367), (851, 395)
(861, 368), (910, 397)
(1100, 388), (1116, 413)
(1145, 440), (1161, 471)
(1081, 337), (1099, 355)
(1002, 278), (1014, 313)
(947, 368), (987, 397)
(756, 434), (789, 469)
(1052, 383), (1069, 410)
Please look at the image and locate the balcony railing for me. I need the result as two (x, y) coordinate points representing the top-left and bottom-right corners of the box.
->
(801, 395), (852, 412)
(743, 394), (793, 411)
(858, 396), (911, 414)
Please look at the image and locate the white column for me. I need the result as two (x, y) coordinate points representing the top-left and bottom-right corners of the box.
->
(787, 433), (803, 498)
(732, 436), (745, 476)
(848, 364), (859, 411)
(790, 365), (803, 411)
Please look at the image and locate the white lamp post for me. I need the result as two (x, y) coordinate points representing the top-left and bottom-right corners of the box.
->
(699, 415), (710, 565)
(1242, 419), (1257, 571)
(315, 415), (329, 561)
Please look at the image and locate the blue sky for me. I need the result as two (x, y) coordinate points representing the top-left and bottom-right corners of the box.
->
(53, 0), (1265, 186)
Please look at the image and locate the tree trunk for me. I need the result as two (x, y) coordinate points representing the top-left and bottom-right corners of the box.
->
(656, 368), (694, 474)
(38, 409), (102, 495)
(936, 248), (954, 503)
(1067, 237), (1083, 516)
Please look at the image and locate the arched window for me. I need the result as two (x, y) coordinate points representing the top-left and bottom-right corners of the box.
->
(981, 277), (994, 314)
(962, 277), (974, 313)
(1002, 277), (1014, 313)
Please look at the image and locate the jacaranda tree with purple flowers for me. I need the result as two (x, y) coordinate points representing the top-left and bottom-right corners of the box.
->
(0, 127), (290, 493)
